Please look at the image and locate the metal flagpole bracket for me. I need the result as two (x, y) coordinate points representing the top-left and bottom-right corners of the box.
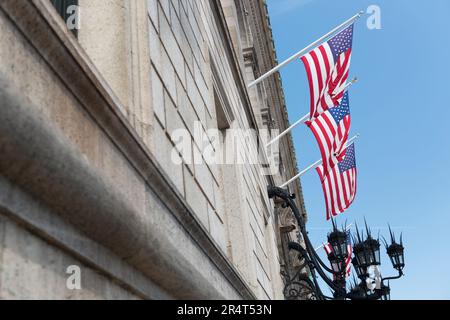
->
(265, 114), (309, 148)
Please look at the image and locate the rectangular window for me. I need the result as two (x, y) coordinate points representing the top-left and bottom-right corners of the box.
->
(50, 0), (79, 37)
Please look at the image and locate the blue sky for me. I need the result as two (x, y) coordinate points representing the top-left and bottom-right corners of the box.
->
(266, 0), (450, 299)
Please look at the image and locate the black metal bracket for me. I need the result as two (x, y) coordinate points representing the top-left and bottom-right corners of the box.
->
(269, 186), (343, 296)
(269, 185), (403, 300)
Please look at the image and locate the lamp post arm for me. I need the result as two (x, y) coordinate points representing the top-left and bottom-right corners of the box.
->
(302, 230), (340, 274)
(288, 241), (309, 259)
(278, 189), (340, 276)
(283, 204), (343, 293)
(307, 267), (325, 300)
(268, 186), (304, 225)
(382, 270), (403, 282)
(268, 186), (344, 295)
(308, 248), (343, 292)
(274, 187), (338, 275)
(288, 242), (341, 293)
(310, 269), (326, 300)
(287, 242), (325, 300)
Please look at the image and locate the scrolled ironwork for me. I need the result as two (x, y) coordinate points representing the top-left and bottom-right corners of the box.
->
(283, 273), (318, 300)
(268, 185), (405, 300)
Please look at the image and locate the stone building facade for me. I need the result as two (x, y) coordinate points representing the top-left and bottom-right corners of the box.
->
(0, 0), (307, 299)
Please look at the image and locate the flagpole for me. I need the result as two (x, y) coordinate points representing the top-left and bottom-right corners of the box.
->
(265, 78), (358, 148)
(279, 134), (360, 188)
(266, 114), (309, 148)
(248, 11), (365, 88)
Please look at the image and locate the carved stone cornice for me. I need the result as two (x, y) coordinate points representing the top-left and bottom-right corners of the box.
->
(244, 0), (308, 221)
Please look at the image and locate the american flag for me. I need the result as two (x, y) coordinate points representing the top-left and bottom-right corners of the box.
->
(306, 91), (351, 176)
(301, 24), (354, 120)
(317, 143), (357, 220)
(324, 230), (353, 278)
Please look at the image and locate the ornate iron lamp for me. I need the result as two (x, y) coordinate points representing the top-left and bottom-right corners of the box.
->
(327, 253), (343, 274)
(353, 234), (370, 269)
(267, 186), (406, 300)
(351, 256), (367, 280)
(385, 227), (405, 272)
(353, 222), (381, 269)
(365, 222), (381, 266)
(327, 220), (349, 263)
(366, 236), (381, 266)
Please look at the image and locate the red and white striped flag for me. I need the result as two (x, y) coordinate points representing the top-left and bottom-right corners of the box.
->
(301, 24), (354, 120)
(317, 143), (357, 220)
(306, 91), (351, 176)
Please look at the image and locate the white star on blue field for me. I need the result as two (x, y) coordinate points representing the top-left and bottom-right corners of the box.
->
(267, 0), (450, 300)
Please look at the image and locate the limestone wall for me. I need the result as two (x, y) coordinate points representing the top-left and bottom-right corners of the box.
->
(0, 0), (305, 300)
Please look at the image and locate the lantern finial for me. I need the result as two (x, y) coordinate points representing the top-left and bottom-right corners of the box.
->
(364, 218), (371, 238)
(381, 235), (389, 250)
(331, 217), (337, 231)
(355, 222), (363, 243)
(389, 224), (395, 243)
